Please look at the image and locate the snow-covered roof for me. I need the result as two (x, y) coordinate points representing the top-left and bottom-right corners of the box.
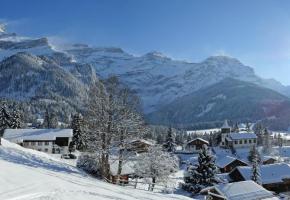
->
(228, 132), (257, 140)
(109, 160), (135, 176)
(3, 129), (73, 143)
(214, 181), (278, 200)
(216, 156), (247, 168)
(129, 139), (154, 146)
(221, 120), (231, 129)
(235, 163), (290, 184)
(187, 138), (209, 145)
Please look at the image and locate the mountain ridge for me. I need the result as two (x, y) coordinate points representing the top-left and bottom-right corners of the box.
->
(1, 31), (290, 128)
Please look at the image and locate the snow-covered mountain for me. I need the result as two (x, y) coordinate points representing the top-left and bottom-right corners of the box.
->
(1, 30), (290, 124)
(147, 78), (290, 129)
(64, 45), (290, 113)
(0, 138), (192, 200)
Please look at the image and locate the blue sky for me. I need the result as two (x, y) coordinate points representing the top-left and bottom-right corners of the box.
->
(2, 0), (290, 84)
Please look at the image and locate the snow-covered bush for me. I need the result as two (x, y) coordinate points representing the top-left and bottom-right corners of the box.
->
(134, 146), (178, 191)
(77, 153), (101, 177)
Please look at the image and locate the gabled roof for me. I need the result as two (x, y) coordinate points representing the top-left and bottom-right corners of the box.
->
(228, 132), (257, 140)
(214, 181), (278, 200)
(233, 163), (290, 184)
(187, 137), (209, 145)
(3, 129), (73, 143)
(216, 156), (248, 168)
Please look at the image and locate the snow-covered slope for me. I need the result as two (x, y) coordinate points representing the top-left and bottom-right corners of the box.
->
(0, 139), (192, 200)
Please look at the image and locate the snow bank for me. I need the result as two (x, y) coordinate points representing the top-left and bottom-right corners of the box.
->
(0, 139), (193, 200)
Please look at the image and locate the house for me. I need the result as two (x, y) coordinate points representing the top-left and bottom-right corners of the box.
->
(109, 161), (135, 184)
(216, 156), (248, 173)
(127, 139), (153, 153)
(185, 138), (209, 153)
(229, 163), (290, 193)
(3, 129), (73, 154)
(263, 156), (277, 165)
(201, 180), (279, 200)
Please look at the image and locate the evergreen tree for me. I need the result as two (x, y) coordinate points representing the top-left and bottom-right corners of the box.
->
(163, 127), (176, 152)
(43, 109), (51, 128)
(254, 123), (264, 145)
(0, 104), (12, 135)
(156, 133), (164, 144)
(71, 113), (86, 151)
(43, 109), (58, 128)
(246, 122), (251, 132)
(248, 145), (261, 164)
(233, 122), (239, 132)
(251, 148), (262, 185)
(263, 128), (272, 154)
(50, 112), (59, 128)
(183, 144), (217, 193)
(9, 108), (21, 129)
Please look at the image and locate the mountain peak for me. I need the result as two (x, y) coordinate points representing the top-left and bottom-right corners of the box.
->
(204, 55), (242, 64)
(143, 51), (169, 59)
(0, 23), (6, 33)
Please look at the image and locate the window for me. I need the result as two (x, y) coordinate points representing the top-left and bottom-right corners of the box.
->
(239, 140), (242, 144)
(44, 148), (48, 152)
(31, 142), (35, 146)
(253, 139), (256, 143)
(249, 140), (252, 143)
(45, 141), (49, 146)
(38, 149), (41, 151)
(244, 140), (247, 144)
(222, 142), (225, 145)
(235, 141), (238, 144)
(38, 141), (43, 146)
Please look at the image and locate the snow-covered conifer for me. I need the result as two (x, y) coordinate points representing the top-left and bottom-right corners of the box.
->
(248, 145), (261, 163)
(71, 113), (86, 151)
(162, 127), (176, 152)
(263, 128), (272, 154)
(183, 144), (217, 193)
(251, 148), (262, 185)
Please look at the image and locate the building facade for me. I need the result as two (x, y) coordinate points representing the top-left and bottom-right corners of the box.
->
(185, 138), (209, 153)
(3, 129), (73, 154)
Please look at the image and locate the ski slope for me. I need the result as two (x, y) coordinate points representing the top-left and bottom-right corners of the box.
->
(0, 139), (193, 200)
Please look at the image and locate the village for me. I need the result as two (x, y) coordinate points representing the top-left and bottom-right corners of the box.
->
(2, 111), (290, 200)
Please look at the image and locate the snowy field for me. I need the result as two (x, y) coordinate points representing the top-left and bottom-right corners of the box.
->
(0, 139), (194, 200)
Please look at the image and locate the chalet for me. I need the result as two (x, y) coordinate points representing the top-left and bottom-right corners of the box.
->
(109, 161), (135, 184)
(229, 163), (290, 193)
(263, 156), (277, 165)
(3, 129), (73, 154)
(201, 181), (279, 200)
(185, 138), (209, 153)
(216, 156), (248, 173)
(127, 139), (153, 153)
